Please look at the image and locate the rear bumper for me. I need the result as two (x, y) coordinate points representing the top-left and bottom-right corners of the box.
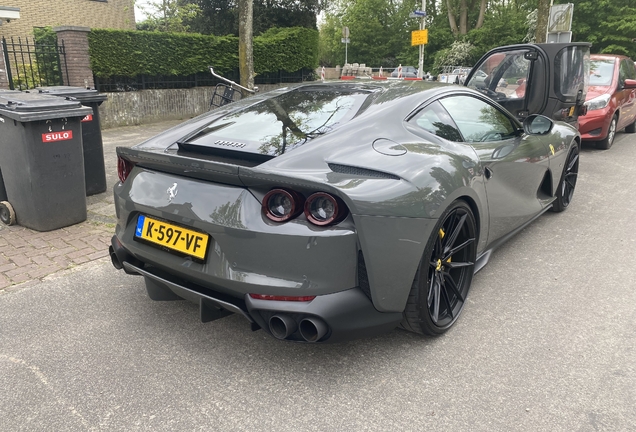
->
(111, 236), (402, 343)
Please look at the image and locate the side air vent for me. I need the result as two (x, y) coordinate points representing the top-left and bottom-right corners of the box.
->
(357, 251), (372, 301)
(537, 170), (553, 200)
(328, 163), (400, 180)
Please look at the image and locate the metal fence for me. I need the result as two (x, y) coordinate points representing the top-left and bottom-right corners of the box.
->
(1, 36), (68, 90)
(94, 68), (316, 92)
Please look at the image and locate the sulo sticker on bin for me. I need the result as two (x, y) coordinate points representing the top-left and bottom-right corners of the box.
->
(42, 130), (73, 142)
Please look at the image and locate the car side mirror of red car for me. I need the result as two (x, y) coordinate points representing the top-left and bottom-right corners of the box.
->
(623, 78), (636, 89)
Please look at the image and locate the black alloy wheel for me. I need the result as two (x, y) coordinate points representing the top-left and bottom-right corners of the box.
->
(551, 146), (579, 213)
(402, 200), (477, 336)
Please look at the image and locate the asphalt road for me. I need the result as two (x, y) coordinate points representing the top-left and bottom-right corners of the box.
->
(1, 130), (635, 431)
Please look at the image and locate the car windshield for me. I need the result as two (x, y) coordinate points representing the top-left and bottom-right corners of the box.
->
(589, 59), (615, 86)
(182, 86), (373, 156)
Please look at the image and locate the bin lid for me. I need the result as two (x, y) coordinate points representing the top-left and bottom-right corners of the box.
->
(0, 92), (92, 122)
(34, 86), (107, 103)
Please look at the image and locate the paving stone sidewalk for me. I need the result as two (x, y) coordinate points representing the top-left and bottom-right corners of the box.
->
(0, 120), (183, 291)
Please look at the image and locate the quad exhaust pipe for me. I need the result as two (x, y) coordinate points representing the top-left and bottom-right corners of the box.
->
(268, 314), (329, 342)
(109, 245), (123, 270)
(109, 236), (143, 274)
(269, 314), (297, 340)
(299, 317), (328, 342)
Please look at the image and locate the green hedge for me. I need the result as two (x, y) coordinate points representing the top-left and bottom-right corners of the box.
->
(254, 27), (319, 73)
(89, 27), (319, 78)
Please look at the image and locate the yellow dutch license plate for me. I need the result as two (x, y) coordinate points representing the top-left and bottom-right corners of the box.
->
(134, 215), (209, 261)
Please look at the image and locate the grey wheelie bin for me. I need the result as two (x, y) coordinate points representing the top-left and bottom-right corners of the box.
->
(0, 92), (92, 231)
(0, 91), (20, 197)
(35, 86), (108, 195)
(0, 89), (22, 225)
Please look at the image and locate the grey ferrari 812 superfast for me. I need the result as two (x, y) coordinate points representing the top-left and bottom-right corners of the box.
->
(110, 80), (580, 343)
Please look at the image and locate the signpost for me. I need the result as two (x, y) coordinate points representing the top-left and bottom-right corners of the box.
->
(410, 4), (427, 78)
(547, 3), (573, 43)
(342, 27), (350, 65)
(411, 29), (428, 46)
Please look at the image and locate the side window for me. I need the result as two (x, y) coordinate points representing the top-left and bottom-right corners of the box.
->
(439, 95), (516, 142)
(409, 101), (463, 142)
(466, 49), (531, 99)
(555, 46), (590, 98)
(627, 59), (636, 79)
(619, 59), (629, 83)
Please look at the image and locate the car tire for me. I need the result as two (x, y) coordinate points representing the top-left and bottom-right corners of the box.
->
(550, 144), (579, 213)
(626, 119), (636, 133)
(401, 200), (477, 336)
(596, 115), (617, 150)
(0, 201), (16, 226)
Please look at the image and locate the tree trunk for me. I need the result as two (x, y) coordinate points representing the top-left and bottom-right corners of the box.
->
(459, 0), (468, 35)
(476, 0), (487, 29)
(446, 0), (459, 35)
(535, 0), (551, 43)
(163, 0), (169, 32)
(238, 0), (254, 93)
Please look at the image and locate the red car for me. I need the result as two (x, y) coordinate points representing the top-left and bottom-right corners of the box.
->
(579, 54), (636, 149)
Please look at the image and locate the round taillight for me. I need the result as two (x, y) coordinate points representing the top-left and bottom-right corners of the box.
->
(304, 192), (347, 226)
(262, 189), (304, 222)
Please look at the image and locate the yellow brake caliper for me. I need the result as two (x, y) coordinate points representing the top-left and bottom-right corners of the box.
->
(438, 228), (451, 266)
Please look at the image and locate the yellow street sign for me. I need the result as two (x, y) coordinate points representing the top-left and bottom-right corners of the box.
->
(411, 29), (428, 46)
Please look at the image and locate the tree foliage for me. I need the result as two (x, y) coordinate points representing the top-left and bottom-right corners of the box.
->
(319, 0), (534, 72)
(318, 0), (636, 73)
(319, 0), (412, 67)
(569, 0), (636, 58)
(136, 0), (202, 32)
(134, 0), (636, 76)
(432, 41), (475, 72)
(445, 0), (489, 35)
(178, 0), (321, 35)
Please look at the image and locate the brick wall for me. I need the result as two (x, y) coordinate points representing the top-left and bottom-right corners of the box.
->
(98, 84), (287, 129)
(0, 0), (135, 38)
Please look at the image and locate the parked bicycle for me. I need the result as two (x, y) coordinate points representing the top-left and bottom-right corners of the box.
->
(209, 66), (257, 109)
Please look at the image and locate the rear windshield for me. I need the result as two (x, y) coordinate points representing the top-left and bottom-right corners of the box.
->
(589, 59), (616, 86)
(184, 86), (372, 156)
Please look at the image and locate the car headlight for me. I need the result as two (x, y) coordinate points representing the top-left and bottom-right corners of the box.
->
(585, 94), (611, 111)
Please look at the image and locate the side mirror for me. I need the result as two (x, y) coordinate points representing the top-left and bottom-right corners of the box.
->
(523, 114), (554, 135)
(623, 78), (636, 89)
